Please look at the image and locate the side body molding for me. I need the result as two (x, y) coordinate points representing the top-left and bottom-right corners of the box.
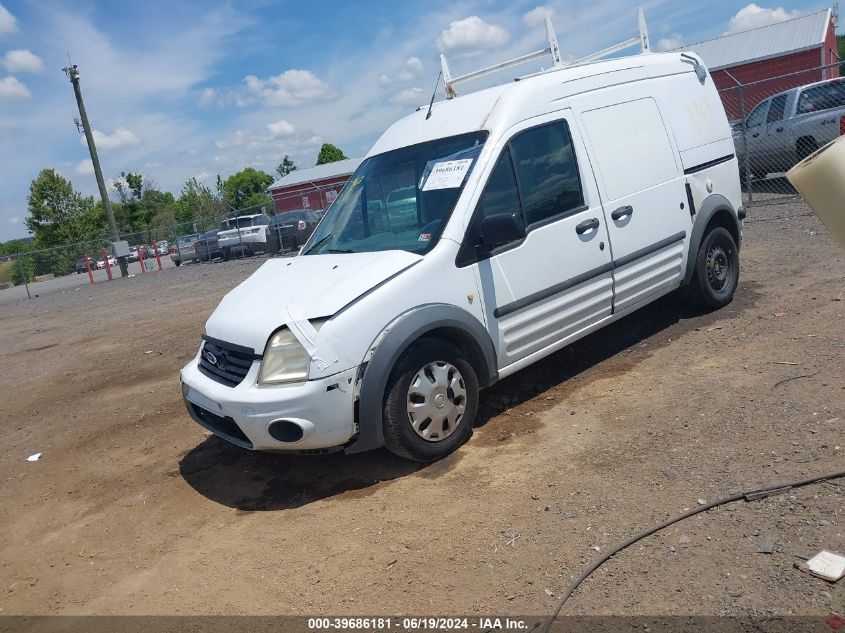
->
(683, 193), (742, 285)
(345, 304), (498, 454)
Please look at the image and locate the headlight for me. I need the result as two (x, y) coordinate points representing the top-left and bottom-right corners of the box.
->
(258, 320), (325, 385)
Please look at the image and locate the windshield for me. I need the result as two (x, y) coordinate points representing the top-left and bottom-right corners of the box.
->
(304, 131), (487, 255)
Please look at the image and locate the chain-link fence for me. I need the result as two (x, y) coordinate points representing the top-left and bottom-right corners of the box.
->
(718, 61), (843, 206)
(1, 185), (333, 292)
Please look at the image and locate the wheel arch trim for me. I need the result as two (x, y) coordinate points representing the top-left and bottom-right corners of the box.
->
(684, 194), (742, 286)
(344, 304), (497, 455)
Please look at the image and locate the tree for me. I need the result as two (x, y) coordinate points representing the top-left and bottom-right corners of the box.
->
(222, 167), (274, 211)
(275, 155), (297, 179)
(25, 169), (100, 247)
(316, 143), (348, 165)
(176, 177), (223, 224)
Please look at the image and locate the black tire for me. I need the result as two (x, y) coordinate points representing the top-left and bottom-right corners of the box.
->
(683, 226), (739, 309)
(174, 260), (181, 267)
(222, 248), (231, 261)
(383, 340), (478, 462)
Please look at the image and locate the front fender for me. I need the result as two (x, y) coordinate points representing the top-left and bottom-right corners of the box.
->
(345, 303), (497, 455)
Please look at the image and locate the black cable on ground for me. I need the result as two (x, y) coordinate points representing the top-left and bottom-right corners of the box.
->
(541, 469), (845, 633)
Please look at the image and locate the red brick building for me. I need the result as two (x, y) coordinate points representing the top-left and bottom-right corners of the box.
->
(268, 157), (363, 214)
(674, 8), (840, 120)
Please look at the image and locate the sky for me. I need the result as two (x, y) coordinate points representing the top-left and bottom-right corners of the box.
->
(0, 0), (839, 241)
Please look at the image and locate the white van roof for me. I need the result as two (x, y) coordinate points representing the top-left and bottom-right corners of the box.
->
(367, 52), (699, 157)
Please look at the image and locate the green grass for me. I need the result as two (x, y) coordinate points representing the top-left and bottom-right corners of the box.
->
(0, 261), (12, 285)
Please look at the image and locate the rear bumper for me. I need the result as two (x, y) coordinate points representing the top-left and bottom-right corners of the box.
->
(180, 352), (358, 452)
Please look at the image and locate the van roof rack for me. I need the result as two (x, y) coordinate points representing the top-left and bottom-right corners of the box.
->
(440, 7), (651, 99)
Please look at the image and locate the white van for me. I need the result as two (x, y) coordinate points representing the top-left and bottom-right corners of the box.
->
(180, 51), (744, 462)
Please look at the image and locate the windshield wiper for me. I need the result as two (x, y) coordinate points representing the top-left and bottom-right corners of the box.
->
(303, 233), (333, 255)
(325, 248), (353, 254)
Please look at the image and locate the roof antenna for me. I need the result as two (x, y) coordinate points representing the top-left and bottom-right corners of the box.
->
(425, 71), (442, 120)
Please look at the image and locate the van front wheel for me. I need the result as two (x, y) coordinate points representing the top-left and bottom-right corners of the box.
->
(683, 226), (739, 308)
(383, 341), (478, 462)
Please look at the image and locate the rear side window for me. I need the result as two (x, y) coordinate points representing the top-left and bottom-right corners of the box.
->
(582, 98), (678, 200)
(767, 95), (787, 123)
(796, 81), (845, 115)
(509, 121), (584, 225)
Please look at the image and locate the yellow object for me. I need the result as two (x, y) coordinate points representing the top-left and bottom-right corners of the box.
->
(786, 135), (845, 247)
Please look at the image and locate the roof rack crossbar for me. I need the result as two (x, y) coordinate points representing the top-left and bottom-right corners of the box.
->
(440, 7), (650, 99)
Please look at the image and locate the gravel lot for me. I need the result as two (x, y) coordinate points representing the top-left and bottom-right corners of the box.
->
(0, 198), (842, 620)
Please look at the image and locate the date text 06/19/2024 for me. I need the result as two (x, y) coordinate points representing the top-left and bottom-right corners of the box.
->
(307, 617), (530, 630)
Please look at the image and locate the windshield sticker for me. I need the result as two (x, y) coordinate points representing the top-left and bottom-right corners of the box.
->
(418, 233), (432, 242)
(421, 158), (473, 191)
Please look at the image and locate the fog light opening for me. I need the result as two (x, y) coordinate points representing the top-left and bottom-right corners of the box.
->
(268, 419), (305, 443)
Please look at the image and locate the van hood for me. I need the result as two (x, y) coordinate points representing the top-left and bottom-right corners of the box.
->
(204, 250), (422, 353)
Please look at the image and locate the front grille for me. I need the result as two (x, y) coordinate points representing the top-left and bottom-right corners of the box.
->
(188, 403), (253, 449)
(198, 337), (259, 387)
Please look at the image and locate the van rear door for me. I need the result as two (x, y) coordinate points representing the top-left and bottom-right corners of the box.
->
(576, 96), (690, 312)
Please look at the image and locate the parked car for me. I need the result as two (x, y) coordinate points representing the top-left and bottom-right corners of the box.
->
(156, 240), (169, 255)
(194, 230), (223, 262)
(96, 256), (117, 270)
(181, 51), (743, 462)
(217, 214), (271, 259)
(74, 257), (91, 274)
(128, 245), (155, 262)
(267, 210), (321, 253)
(733, 76), (845, 179)
(170, 234), (201, 266)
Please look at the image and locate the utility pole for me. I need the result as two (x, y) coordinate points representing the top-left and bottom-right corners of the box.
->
(62, 63), (128, 277)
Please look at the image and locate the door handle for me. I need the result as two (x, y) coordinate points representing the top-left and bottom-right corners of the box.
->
(775, 127), (784, 132)
(575, 218), (600, 235)
(752, 132), (759, 138)
(611, 205), (633, 221)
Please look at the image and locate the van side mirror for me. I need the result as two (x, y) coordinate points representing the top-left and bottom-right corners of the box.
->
(480, 213), (525, 249)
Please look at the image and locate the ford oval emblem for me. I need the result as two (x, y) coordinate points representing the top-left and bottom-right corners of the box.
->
(205, 351), (218, 365)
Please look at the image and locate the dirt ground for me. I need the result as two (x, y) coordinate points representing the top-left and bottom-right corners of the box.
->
(0, 198), (842, 620)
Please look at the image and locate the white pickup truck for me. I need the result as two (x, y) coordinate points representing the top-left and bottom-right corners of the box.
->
(734, 76), (845, 179)
(216, 214), (271, 259)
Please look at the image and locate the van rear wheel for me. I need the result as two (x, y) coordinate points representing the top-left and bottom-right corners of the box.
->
(383, 341), (478, 462)
(683, 226), (739, 308)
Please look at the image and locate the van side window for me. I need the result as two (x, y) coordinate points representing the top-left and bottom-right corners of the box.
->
(477, 147), (521, 221)
(456, 148), (521, 266)
(509, 121), (584, 225)
(767, 95), (787, 123)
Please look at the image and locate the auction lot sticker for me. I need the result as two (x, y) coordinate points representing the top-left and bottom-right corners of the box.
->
(421, 159), (473, 191)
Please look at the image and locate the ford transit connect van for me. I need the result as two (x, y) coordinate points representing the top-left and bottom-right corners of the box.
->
(181, 51), (743, 461)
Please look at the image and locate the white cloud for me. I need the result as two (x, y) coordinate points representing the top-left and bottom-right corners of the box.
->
(267, 119), (296, 137)
(391, 87), (424, 105)
(726, 4), (800, 33)
(74, 159), (94, 175)
(657, 34), (683, 51)
(2, 49), (43, 73)
(243, 69), (335, 107)
(198, 87), (217, 107)
(405, 56), (424, 74)
(437, 16), (510, 53)
(82, 127), (142, 151)
(7, 215), (19, 225)
(522, 6), (555, 27)
(378, 56), (425, 87)
(0, 3), (17, 36)
(0, 75), (29, 99)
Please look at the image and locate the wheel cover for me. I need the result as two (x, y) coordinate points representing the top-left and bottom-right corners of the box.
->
(706, 243), (731, 292)
(406, 361), (467, 442)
